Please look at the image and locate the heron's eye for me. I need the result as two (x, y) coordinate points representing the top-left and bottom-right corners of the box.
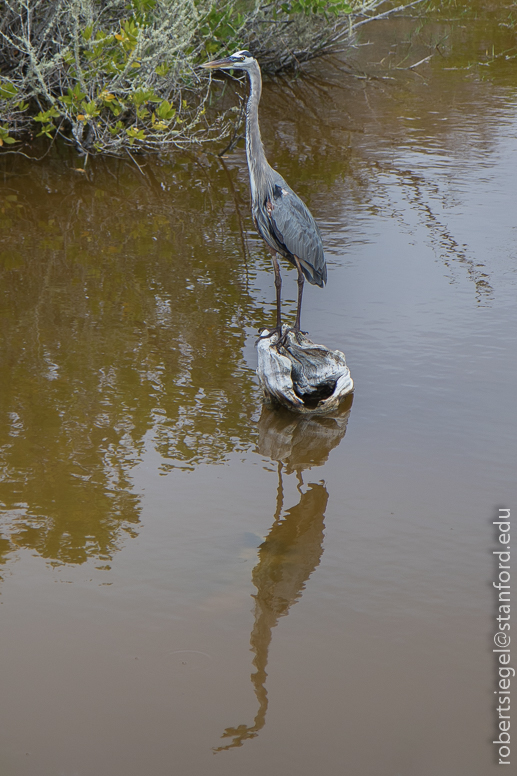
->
(232, 50), (251, 61)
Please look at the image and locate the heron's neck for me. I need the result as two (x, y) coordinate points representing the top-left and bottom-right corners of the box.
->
(245, 62), (270, 200)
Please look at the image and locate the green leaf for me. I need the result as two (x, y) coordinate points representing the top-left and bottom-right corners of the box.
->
(0, 80), (18, 99)
(34, 108), (61, 123)
(36, 124), (56, 138)
(126, 127), (146, 144)
(81, 100), (100, 117)
(130, 88), (160, 106)
(155, 100), (176, 120)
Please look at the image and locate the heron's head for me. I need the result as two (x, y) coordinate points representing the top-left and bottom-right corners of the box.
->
(200, 50), (256, 72)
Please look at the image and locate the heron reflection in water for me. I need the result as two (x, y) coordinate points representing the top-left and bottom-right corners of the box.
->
(201, 51), (326, 336)
(214, 398), (352, 752)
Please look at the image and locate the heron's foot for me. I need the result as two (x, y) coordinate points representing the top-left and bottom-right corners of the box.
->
(257, 326), (308, 350)
(257, 326), (283, 343)
(276, 326), (307, 350)
(257, 326), (292, 350)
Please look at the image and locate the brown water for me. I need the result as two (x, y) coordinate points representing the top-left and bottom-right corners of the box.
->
(1, 3), (516, 774)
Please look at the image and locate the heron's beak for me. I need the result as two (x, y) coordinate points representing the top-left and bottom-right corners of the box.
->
(200, 56), (235, 70)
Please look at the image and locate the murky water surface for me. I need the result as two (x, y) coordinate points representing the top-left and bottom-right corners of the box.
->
(1, 3), (516, 774)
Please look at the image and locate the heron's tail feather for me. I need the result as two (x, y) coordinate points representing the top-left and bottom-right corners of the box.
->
(297, 256), (327, 287)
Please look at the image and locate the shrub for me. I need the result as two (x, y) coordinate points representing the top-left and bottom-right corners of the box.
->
(0, 1), (397, 155)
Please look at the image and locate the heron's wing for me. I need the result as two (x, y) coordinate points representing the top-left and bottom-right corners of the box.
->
(267, 182), (327, 287)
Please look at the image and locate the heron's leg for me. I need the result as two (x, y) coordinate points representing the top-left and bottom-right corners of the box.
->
(271, 251), (282, 330)
(293, 256), (304, 331)
(257, 250), (283, 343)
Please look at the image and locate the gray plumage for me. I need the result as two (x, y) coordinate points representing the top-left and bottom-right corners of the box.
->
(253, 176), (326, 287)
(202, 50), (327, 330)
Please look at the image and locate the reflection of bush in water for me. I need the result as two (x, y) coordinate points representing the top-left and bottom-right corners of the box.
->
(0, 153), (260, 565)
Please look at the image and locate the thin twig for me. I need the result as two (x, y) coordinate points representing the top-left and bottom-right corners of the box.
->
(395, 53), (433, 70)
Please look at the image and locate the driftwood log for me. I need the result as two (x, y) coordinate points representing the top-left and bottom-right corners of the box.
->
(256, 326), (353, 414)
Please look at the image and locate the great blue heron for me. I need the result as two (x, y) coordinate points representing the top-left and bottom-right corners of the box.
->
(201, 50), (326, 336)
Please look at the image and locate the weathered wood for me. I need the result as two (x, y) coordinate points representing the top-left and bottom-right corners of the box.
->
(256, 326), (354, 414)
